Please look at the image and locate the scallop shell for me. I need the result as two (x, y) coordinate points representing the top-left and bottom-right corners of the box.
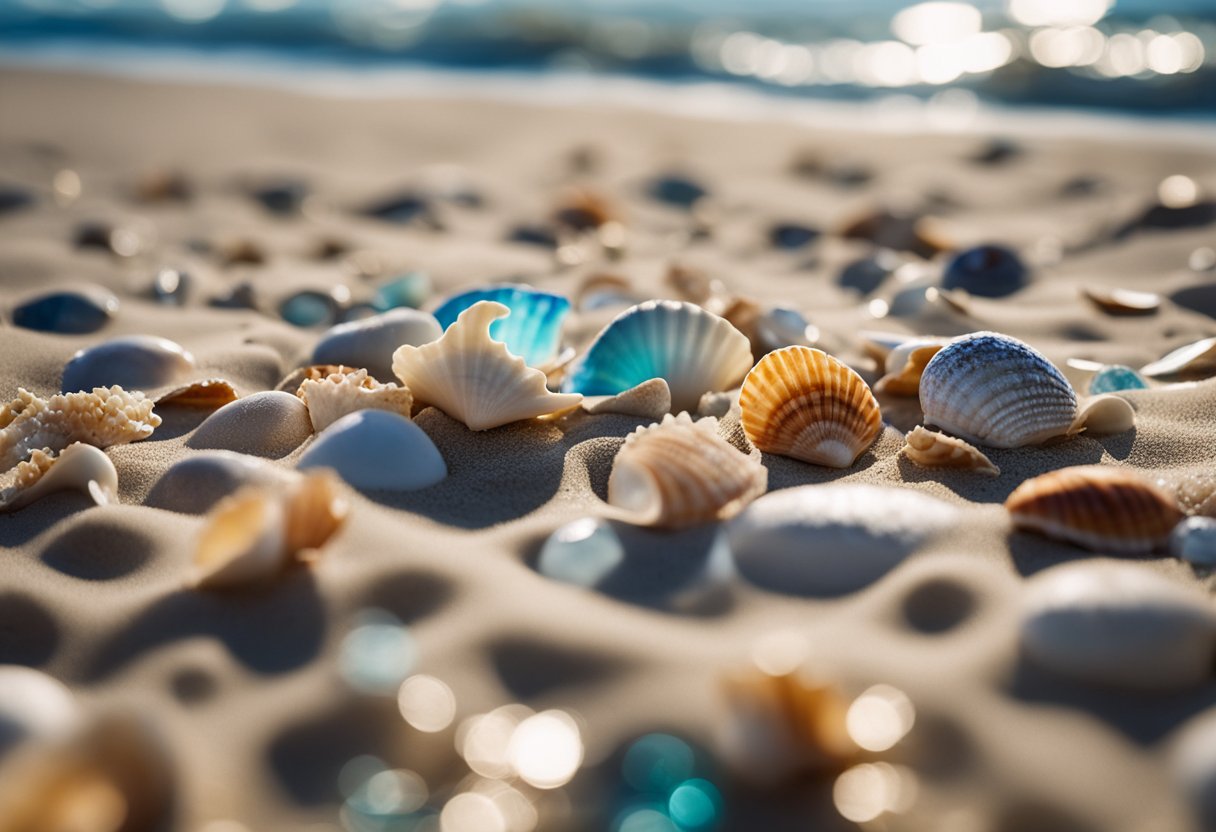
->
(902, 426), (999, 476)
(0, 444), (118, 512)
(739, 346), (882, 469)
(299, 410), (446, 491)
(154, 378), (238, 409)
(1082, 286), (1160, 315)
(191, 470), (348, 590)
(919, 331), (1077, 448)
(563, 300), (753, 414)
(187, 391), (313, 458)
(60, 335), (195, 394)
(607, 413), (766, 529)
(874, 338), (949, 396)
(392, 301), (582, 431)
(1005, 465), (1183, 554)
(1140, 337), (1216, 380)
(299, 368), (413, 432)
(582, 377), (671, 419)
(311, 308), (442, 382)
(1021, 560), (1216, 690)
(432, 284), (571, 367)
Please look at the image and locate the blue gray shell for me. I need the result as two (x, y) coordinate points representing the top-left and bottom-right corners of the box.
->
(919, 331), (1077, 448)
(432, 284), (570, 367)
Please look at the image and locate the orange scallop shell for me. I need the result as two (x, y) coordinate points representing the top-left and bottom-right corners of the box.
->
(1005, 465), (1184, 554)
(739, 346), (882, 469)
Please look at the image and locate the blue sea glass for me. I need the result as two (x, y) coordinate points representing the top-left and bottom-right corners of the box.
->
(1088, 365), (1148, 395)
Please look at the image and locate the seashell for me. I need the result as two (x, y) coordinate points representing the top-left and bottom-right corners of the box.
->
(1171, 517), (1216, 566)
(10, 285), (118, 334)
(575, 273), (637, 312)
(74, 221), (142, 257)
(186, 391), (313, 458)
(696, 389), (737, 419)
(554, 187), (621, 231)
(1166, 472), (1216, 519)
(941, 245), (1029, 298)
(1082, 286), (1160, 316)
(276, 364), (363, 393)
(839, 208), (951, 258)
(0, 386), (159, 472)
(135, 167), (193, 203)
(151, 268), (190, 306)
(0, 666), (81, 758)
(769, 222), (820, 249)
(248, 178), (308, 215)
(901, 426), (998, 476)
(665, 263), (721, 305)
(280, 289), (344, 328)
(0, 444), (118, 512)
(432, 285), (571, 367)
(874, 338), (949, 396)
(392, 301), (581, 431)
(859, 330), (913, 366)
(217, 237), (266, 267)
(919, 332), (1077, 448)
(739, 346), (882, 469)
(647, 174), (709, 208)
(564, 300), (752, 414)
(1140, 337), (1216, 381)
(61, 335), (195, 394)
(839, 251), (901, 296)
(1088, 365), (1148, 395)
(298, 410), (446, 491)
(726, 484), (960, 596)
(312, 308), (442, 383)
(582, 377), (671, 420)
(1068, 393), (1136, 436)
(372, 272), (431, 312)
(607, 413), (766, 529)
(361, 190), (441, 228)
(537, 517), (624, 588)
(147, 451), (297, 515)
(299, 368), (413, 432)
(192, 470), (348, 590)
(1020, 560), (1216, 691)
(210, 281), (257, 310)
(727, 300), (820, 357)
(1005, 465), (1183, 554)
(154, 378), (238, 409)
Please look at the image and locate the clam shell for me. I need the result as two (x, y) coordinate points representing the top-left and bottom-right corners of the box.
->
(298, 368), (413, 432)
(607, 413), (766, 529)
(298, 410), (446, 491)
(919, 331), (1077, 448)
(311, 308), (442, 382)
(146, 450), (298, 514)
(582, 377), (671, 419)
(0, 444), (118, 512)
(874, 338), (948, 396)
(1005, 465), (1183, 554)
(392, 301), (582, 431)
(1140, 337), (1216, 380)
(60, 335), (195, 394)
(902, 426), (999, 476)
(564, 300), (753, 414)
(432, 284), (571, 367)
(1068, 393), (1136, 436)
(739, 346), (882, 469)
(154, 378), (238, 409)
(1082, 286), (1160, 315)
(186, 391), (313, 458)
(1021, 560), (1216, 690)
(0, 666), (81, 758)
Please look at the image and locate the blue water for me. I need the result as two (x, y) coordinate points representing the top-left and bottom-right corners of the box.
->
(1, 0), (1214, 117)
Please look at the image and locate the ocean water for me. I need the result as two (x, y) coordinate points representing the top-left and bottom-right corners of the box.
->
(1, 0), (1214, 118)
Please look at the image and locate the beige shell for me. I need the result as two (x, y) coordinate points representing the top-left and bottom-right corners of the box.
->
(582, 377), (671, 419)
(739, 346), (882, 469)
(276, 364), (365, 393)
(1006, 465), (1184, 554)
(0, 443), (118, 512)
(191, 470), (349, 590)
(1161, 472), (1216, 519)
(607, 413), (766, 529)
(1140, 337), (1216, 380)
(1082, 286), (1161, 315)
(874, 338), (948, 396)
(392, 301), (582, 431)
(0, 386), (160, 472)
(154, 378), (238, 409)
(902, 426), (999, 476)
(299, 368), (413, 432)
(1068, 394), (1136, 436)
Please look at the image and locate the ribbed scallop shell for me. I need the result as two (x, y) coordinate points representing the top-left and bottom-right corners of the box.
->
(739, 346), (882, 469)
(432, 284), (571, 367)
(564, 300), (753, 414)
(392, 301), (583, 431)
(919, 331), (1077, 448)
(607, 413), (766, 529)
(1005, 465), (1184, 554)
(874, 338), (948, 396)
(902, 426), (999, 476)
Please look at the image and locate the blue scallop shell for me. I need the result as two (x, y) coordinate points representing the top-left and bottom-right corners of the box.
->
(432, 284), (570, 367)
(1088, 365), (1148, 395)
(941, 245), (1029, 298)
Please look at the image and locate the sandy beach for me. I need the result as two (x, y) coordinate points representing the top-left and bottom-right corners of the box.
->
(1, 66), (1216, 831)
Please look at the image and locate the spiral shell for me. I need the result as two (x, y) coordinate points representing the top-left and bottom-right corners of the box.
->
(1005, 465), (1184, 554)
(739, 346), (882, 469)
(607, 413), (766, 529)
(902, 426), (998, 476)
(919, 331), (1077, 448)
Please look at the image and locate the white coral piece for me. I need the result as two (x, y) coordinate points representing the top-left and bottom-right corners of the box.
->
(299, 368), (413, 432)
(0, 386), (160, 472)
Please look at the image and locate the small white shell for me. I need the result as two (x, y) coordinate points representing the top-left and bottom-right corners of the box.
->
(1171, 517), (1216, 566)
(1140, 337), (1216, 380)
(392, 301), (582, 431)
(901, 426), (999, 476)
(1068, 393), (1136, 436)
(581, 377), (671, 419)
(1021, 561), (1216, 691)
(0, 444), (118, 512)
(298, 410), (446, 491)
(1082, 286), (1160, 315)
(187, 391), (313, 458)
(299, 368), (413, 432)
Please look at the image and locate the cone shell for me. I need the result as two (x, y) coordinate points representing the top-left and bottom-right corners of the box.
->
(902, 426), (999, 476)
(739, 346), (882, 469)
(874, 338), (948, 396)
(1005, 465), (1184, 554)
(919, 331), (1077, 448)
(607, 413), (766, 529)
(392, 301), (582, 431)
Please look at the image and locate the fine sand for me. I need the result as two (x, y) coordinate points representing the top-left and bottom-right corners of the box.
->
(1, 67), (1216, 831)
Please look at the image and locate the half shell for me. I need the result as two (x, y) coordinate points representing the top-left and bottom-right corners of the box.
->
(1005, 465), (1184, 554)
(298, 367), (413, 432)
(919, 331), (1077, 448)
(901, 426), (999, 476)
(392, 301), (582, 431)
(1082, 286), (1160, 316)
(1068, 393), (1136, 436)
(0, 443), (118, 512)
(607, 413), (766, 529)
(739, 346), (882, 469)
(431, 284), (571, 367)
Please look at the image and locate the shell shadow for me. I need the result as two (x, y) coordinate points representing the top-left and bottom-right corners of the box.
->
(40, 518), (155, 581)
(83, 572), (326, 681)
(895, 455), (1011, 503)
(762, 449), (879, 493)
(487, 635), (634, 700)
(0, 592), (60, 667)
(901, 577), (977, 635)
(0, 499), (88, 548)
(1006, 534), (1161, 578)
(350, 570), (455, 624)
(1170, 284), (1216, 320)
(141, 407), (211, 443)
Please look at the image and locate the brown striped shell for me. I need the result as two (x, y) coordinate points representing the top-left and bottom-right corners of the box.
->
(902, 426), (999, 476)
(739, 346), (882, 469)
(607, 413), (766, 529)
(1005, 465), (1184, 554)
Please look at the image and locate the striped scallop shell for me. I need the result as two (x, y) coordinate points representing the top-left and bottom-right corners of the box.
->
(902, 426), (999, 476)
(919, 331), (1077, 448)
(1005, 465), (1184, 554)
(739, 346), (882, 469)
(607, 413), (766, 529)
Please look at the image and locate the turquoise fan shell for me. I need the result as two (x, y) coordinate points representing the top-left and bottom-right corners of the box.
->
(563, 299), (753, 413)
(432, 285), (570, 367)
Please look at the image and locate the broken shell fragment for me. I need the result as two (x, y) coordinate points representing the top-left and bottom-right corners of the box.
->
(298, 368), (413, 432)
(902, 426), (999, 476)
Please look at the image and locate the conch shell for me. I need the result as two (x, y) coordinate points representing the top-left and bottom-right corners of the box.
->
(0, 387), (159, 472)
(298, 367), (413, 432)
(0, 443), (118, 512)
(901, 426), (999, 476)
